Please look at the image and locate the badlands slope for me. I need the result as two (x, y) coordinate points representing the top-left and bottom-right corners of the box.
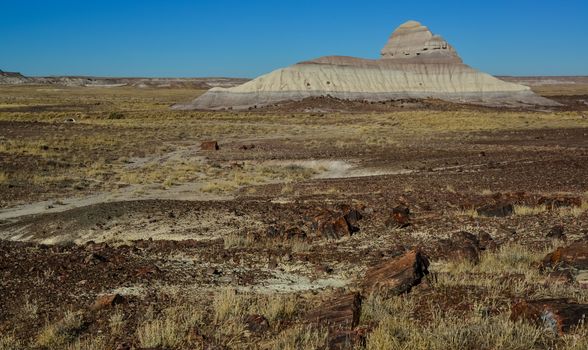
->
(181, 20), (557, 109)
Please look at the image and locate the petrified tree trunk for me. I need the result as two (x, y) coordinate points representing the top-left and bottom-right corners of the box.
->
(200, 140), (219, 150)
(541, 242), (588, 270)
(511, 299), (588, 334)
(306, 292), (362, 329)
(361, 249), (430, 296)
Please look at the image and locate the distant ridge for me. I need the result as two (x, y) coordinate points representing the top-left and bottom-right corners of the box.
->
(0, 70), (248, 89)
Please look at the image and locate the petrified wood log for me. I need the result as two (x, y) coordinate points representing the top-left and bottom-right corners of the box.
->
(476, 203), (513, 217)
(362, 249), (430, 296)
(306, 292), (362, 329)
(511, 299), (588, 334)
(200, 140), (219, 150)
(385, 205), (410, 228)
(312, 207), (361, 240)
(541, 242), (588, 270)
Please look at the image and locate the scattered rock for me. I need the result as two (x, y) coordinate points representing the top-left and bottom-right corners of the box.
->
(362, 249), (430, 296)
(575, 271), (588, 289)
(385, 205), (410, 228)
(306, 292), (362, 329)
(327, 327), (369, 350)
(114, 342), (132, 350)
(84, 252), (107, 265)
(91, 293), (125, 311)
(244, 314), (270, 333)
(433, 231), (491, 264)
(538, 196), (582, 209)
(547, 225), (565, 239)
(318, 264), (334, 274)
(265, 225), (307, 241)
(510, 299), (588, 334)
(544, 270), (575, 286)
(477, 231), (497, 251)
(476, 203), (513, 217)
(201, 140), (219, 150)
(311, 205), (362, 240)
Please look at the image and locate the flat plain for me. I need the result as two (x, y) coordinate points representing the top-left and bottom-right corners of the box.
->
(0, 82), (587, 349)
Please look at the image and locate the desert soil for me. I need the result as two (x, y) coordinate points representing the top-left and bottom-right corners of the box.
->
(0, 82), (587, 349)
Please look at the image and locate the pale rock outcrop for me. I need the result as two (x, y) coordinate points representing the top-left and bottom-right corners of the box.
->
(178, 20), (558, 109)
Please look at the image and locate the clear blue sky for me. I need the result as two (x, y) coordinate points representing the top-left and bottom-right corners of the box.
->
(1, 0), (587, 77)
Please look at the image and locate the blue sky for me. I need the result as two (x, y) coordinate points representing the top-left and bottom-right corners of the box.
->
(1, 0), (587, 77)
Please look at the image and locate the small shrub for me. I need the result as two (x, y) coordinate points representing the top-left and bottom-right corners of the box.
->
(108, 112), (125, 119)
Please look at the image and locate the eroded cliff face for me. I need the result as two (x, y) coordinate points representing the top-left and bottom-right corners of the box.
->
(380, 20), (460, 63)
(179, 20), (558, 110)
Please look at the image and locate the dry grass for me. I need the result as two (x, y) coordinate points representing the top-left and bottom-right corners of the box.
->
(514, 204), (548, 216)
(65, 336), (107, 350)
(109, 308), (125, 335)
(362, 243), (588, 349)
(1, 85), (586, 206)
(213, 288), (246, 323)
(267, 325), (327, 350)
(20, 295), (38, 320)
(223, 233), (255, 249)
(0, 171), (8, 184)
(136, 304), (204, 348)
(36, 311), (84, 348)
(455, 208), (479, 218)
(0, 334), (22, 350)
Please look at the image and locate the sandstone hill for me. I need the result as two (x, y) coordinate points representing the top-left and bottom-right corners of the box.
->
(181, 20), (557, 109)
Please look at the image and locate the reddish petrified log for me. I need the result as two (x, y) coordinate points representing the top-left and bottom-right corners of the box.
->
(312, 206), (362, 240)
(200, 140), (219, 150)
(362, 249), (430, 296)
(541, 242), (588, 270)
(385, 205), (411, 228)
(91, 293), (125, 311)
(306, 292), (362, 329)
(511, 299), (588, 334)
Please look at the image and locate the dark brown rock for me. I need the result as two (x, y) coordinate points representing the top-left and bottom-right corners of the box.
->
(91, 293), (124, 311)
(511, 299), (588, 334)
(547, 225), (565, 239)
(84, 252), (107, 265)
(201, 140), (219, 150)
(362, 249), (430, 296)
(432, 231), (485, 264)
(477, 231), (497, 251)
(306, 292), (362, 329)
(385, 205), (410, 228)
(327, 327), (369, 350)
(544, 270), (575, 286)
(476, 203), (513, 217)
(312, 206), (362, 240)
(538, 196), (582, 209)
(245, 314), (270, 333)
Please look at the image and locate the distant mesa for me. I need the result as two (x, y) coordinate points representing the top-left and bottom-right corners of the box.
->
(0, 69), (247, 89)
(179, 20), (558, 109)
(0, 69), (28, 84)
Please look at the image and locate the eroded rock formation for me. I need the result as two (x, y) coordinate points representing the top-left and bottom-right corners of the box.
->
(180, 20), (557, 109)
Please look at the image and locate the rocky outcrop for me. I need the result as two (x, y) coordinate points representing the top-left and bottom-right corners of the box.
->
(180, 20), (558, 110)
(0, 70), (29, 84)
(380, 20), (460, 63)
